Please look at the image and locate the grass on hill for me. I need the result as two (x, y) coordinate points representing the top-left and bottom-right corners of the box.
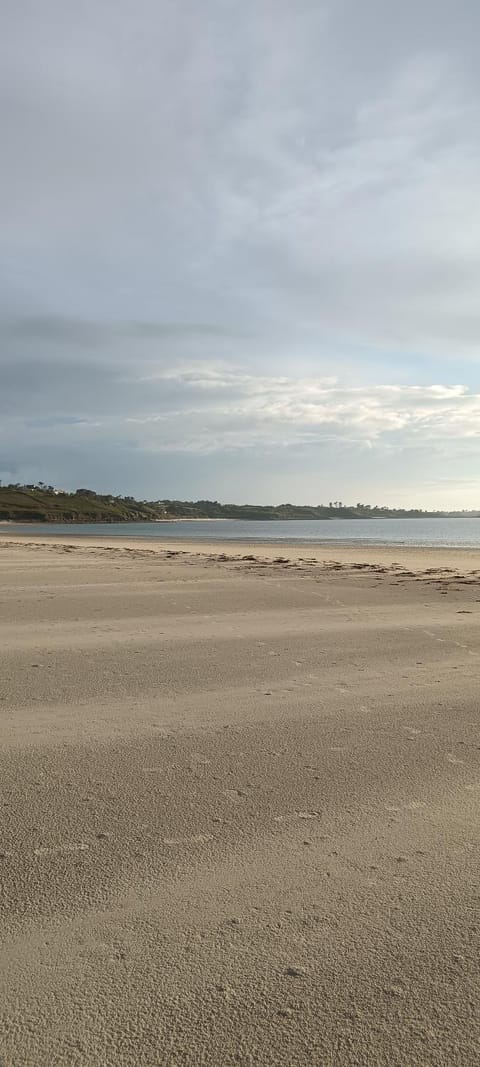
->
(0, 485), (469, 523)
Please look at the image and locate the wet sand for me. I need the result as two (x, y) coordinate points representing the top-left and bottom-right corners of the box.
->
(1, 536), (479, 1065)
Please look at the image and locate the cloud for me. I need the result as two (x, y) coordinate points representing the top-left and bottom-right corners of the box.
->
(3, 2), (480, 352)
(122, 369), (480, 451)
(4, 354), (480, 456)
(2, 1), (480, 502)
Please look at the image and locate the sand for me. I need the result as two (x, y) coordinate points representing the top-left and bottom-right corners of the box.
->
(0, 535), (479, 1066)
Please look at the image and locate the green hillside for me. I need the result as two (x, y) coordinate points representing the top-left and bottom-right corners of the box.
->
(0, 485), (475, 523)
(0, 486), (166, 523)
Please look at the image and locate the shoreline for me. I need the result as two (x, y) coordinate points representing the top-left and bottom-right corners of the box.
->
(0, 517), (229, 526)
(1, 531), (479, 571)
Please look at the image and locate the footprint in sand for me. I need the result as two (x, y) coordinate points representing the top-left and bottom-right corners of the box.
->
(189, 753), (212, 767)
(403, 727), (421, 739)
(33, 843), (89, 857)
(274, 810), (322, 823)
(223, 788), (248, 801)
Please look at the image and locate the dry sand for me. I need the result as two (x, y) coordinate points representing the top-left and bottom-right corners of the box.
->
(0, 535), (479, 1066)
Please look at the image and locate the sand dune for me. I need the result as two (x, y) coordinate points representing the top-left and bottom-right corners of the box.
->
(1, 537), (479, 1065)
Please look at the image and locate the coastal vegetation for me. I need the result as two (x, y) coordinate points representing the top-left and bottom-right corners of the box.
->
(0, 485), (478, 523)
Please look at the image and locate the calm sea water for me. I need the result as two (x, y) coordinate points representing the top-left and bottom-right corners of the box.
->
(4, 517), (480, 548)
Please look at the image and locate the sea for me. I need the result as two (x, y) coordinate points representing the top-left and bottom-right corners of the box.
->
(4, 517), (480, 548)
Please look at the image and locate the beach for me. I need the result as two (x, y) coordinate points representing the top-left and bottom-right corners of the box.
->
(1, 534), (479, 1065)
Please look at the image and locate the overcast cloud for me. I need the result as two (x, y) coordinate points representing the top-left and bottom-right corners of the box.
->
(2, 0), (480, 506)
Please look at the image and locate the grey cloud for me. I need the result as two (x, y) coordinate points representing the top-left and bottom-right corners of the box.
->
(2, 1), (480, 503)
(0, 317), (243, 345)
(3, 2), (480, 340)
(1, 318), (115, 345)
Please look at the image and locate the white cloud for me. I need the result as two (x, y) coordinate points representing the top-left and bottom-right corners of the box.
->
(5, 355), (480, 458)
(120, 367), (480, 452)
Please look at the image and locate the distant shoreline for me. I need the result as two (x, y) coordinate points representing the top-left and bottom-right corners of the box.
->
(2, 514), (480, 526)
(0, 516), (230, 525)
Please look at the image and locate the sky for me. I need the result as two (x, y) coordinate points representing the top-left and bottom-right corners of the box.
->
(2, 0), (480, 508)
